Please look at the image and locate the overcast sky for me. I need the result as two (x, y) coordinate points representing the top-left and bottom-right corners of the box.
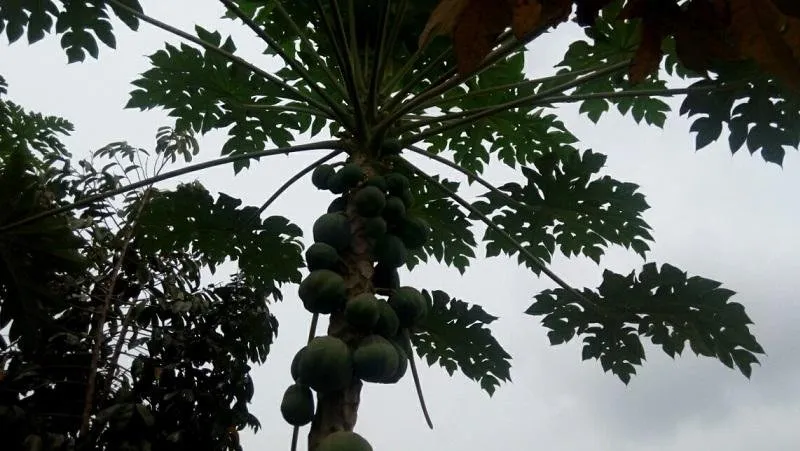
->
(2, 2), (799, 451)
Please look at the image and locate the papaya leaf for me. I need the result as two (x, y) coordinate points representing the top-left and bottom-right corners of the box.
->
(0, 96), (73, 167)
(402, 171), (476, 274)
(678, 73), (800, 166)
(472, 147), (652, 270)
(552, 0), (670, 127)
(126, 26), (318, 172)
(414, 52), (577, 174)
(131, 182), (304, 300)
(411, 289), (511, 396)
(0, 0), (143, 62)
(526, 262), (765, 384)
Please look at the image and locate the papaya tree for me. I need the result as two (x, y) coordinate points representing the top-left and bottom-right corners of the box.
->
(3, 0), (798, 450)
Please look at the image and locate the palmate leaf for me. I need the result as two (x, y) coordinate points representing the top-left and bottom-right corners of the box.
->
(677, 69), (800, 166)
(412, 52), (573, 175)
(131, 182), (304, 300)
(126, 26), (318, 173)
(411, 289), (511, 395)
(0, 94), (73, 169)
(0, 0), (143, 62)
(472, 147), (652, 270)
(552, 0), (670, 127)
(400, 167), (476, 274)
(526, 262), (765, 384)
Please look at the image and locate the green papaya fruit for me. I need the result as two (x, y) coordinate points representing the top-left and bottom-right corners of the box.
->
(353, 335), (400, 383)
(374, 233), (407, 268)
(298, 336), (353, 392)
(374, 300), (400, 338)
(338, 163), (365, 188)
(305, 242), (339, 271)
(353, 185), (386, 217)
(313, 213), (352, 251)
(387, 286), (427, 328)
(280, 383), (315, 426)
(382, 196), (406, 223)
(298, 269), (347, 314)
(317, 431), (373, 451)
(344, 293), (381, 330)
(311, 164), (335, 190)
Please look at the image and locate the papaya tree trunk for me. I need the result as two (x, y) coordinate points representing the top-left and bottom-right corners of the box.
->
(308, 154), (378, 450)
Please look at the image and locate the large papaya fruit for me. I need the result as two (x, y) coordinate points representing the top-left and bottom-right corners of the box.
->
(298, 336), (353, 392)
(280, 383), (315, 426)
(298, 269), (347, 314)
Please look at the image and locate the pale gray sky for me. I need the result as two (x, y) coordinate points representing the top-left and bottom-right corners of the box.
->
(2, 2), (799, 451)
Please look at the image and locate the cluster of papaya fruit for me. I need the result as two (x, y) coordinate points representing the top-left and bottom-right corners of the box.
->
(277, 159), (432, 450)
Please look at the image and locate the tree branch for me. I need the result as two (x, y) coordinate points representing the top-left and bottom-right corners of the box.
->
(218, 0), (352, 127)
(367, 0), (391, 125)
(377, 0), (408, 102)
(412, 64), (603, 112)
(234, 102), (332, 118)
(272, 0), (349, 100)
(381, 46), (452, 117)
(536, 83), (745, 105)
(246, 149), (343, 226)
(406, 145), (542, 213)
(398, 159), (601, 312)
(376, 29), (528, 136)
(106, 0), (335, 117)
(0, 140), (345, 232)
(80, 188), (153, 437)
(400, 61), (630, 147)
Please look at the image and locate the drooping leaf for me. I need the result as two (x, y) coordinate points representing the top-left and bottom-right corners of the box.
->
(526, 262), (765, 383)
(411, 289), (512, 395)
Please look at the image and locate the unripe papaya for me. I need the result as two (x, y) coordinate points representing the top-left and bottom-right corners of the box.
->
(311, 164), (335, 190)
(338, 163), (365, 188)
(353, 185), (386, 217)
(290, 346), (307, 382)
(344, 293), (381, 330)
(388, 286), (427, 328)
(298, 336), (353, 392)
(385, 172), (410, 196)
(398, 216), (430, 250)
(382, 196), (406, 223)
(363, 216), (387, 240)
(353, 335), (400, 383)
(313, 213), (351, 251)
(374, 300), (400, 337)
(298, 269), (347, 314)
(305, 242), (339, 271)
(280, 383), (314, 426)
(317, 431), (373, 451)
(327, 196), (347, 213)
(377, 340), (408, 384)
(327, 170), (347, 194)
(364, 175), (388, 192)
(374, 234), (407, 268)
